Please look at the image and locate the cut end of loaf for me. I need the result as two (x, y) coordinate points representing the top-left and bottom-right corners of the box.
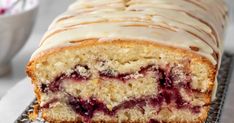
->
(27, 40), (215, 123)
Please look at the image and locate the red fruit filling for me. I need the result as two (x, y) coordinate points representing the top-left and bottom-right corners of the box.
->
(149, 119), (160, 123)
(99, 70), (132, 82)
(41, 98), (58, 108)
(41, 64), (204, 121)
(68, 96), (112, 119)
(41, 65), (91, 93)
(67, 90), (200, 121)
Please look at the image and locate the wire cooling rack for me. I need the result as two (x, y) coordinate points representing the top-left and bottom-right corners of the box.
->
(205, 53), (234, 123)
(15, 53), (234, 123)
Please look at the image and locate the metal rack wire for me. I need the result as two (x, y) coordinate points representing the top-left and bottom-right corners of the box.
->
(205, 53), (234, 123)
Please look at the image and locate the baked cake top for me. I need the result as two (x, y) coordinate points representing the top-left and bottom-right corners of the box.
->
(32, 0), (227, 66)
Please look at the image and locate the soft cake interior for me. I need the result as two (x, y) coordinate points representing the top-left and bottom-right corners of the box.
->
(28, 41), (214, 122)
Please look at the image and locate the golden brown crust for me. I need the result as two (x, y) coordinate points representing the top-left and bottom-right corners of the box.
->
(28, 104), (40, 121)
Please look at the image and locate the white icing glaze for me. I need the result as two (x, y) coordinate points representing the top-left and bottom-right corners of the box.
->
(211, 78), (218, 101)
(32, 0), (227, 66)
(31, 0), (228, 101)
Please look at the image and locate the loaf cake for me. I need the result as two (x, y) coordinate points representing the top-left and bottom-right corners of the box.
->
(26, 0), (228, 122)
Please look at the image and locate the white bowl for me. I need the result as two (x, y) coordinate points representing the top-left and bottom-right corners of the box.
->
(0, 0), (38, 76)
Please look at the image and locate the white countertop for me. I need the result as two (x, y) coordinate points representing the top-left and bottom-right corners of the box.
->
(0, 0), (233, 122)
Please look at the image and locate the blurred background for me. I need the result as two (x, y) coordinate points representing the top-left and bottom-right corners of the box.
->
(0, 0), (233, 122)
(0, 0), (75, 97)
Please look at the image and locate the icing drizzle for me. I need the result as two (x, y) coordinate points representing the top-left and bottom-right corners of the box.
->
(32, 0), (227, 66)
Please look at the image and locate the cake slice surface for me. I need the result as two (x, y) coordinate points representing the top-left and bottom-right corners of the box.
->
(26, 0), (228, 122)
